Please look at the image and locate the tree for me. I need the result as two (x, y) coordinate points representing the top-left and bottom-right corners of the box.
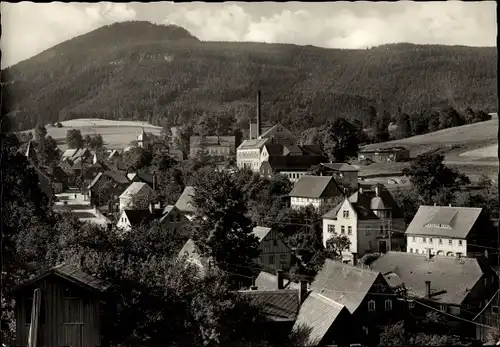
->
(438, 106), (465, 130)
(325, 234), (351, 259)
(299, 127), (319, 145)
(318, 118), (361, 162)
(34, 123), (47, 142)
(402, 153), (470, 204)
(122, 147), (153, 172)
(395, 113), (412, 139)
(392, 188), (422, 225)
(89, 134), (104, 149)
(66, 129), (85, 148)
(194, 112), (218, 136)
(371, 117), (390, 142)
(189, 170), (260, 273)
(172, 124), (194, 159)
(37, 135), (59, 167)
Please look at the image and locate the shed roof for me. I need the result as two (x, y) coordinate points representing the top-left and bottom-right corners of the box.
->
(255, 271), (299, 291)
(370, 251), (492, 305)
(240, 289), (300, 321)
(15, 263), (109, 293)
(405, 205), (482, 238)
(292, 292), (349, 346)
(320, 163), (358, 172)
(310, 259), (383, 314)
(289, 175), (342, 198)
(123, 209), (152, 226)
(252, 226), (272, 242)
(190, 136), (236, 147)
(265, 155), (325, 171)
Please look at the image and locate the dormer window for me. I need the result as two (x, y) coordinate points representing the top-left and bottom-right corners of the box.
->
(343, 210), (349, 218)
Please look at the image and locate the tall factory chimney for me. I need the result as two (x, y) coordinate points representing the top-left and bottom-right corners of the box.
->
(256, 90), (261, 138)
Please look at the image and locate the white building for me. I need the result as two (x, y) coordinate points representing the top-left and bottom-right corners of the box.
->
(289, 175), (344, 211)
(117, 203), (188, 232)
(405, 205), (484, 257)
(322, 184), (406, 264)
(118, 182), (154, 211)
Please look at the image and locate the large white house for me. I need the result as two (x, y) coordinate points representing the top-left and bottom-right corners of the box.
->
(322, 184), (406, 264)
(405, 205), (485, 257)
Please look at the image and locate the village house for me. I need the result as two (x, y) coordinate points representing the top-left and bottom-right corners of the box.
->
(322, 184), (406, 264)
(310, 259), (401, 343)
(189, 135), (236, 159)
(127, 170), (156, 189)
(289, 175), (344, 211)
(405, 205), (495, 258)
(14, 263), (109, 347)
(317, 163), (359, 190)
(253, 226), (293, 271)
(45, 165), (70, 193)
(60, 148), (92, 163)
(87, 170), (130, 211)
(371, 251), (499, 338)
(357, 146), (410, 163)
(175, 186), (196, 220)
(118, 182), (154, 211)
(259, 155), (325, 182)
(474, 289), (500, 342)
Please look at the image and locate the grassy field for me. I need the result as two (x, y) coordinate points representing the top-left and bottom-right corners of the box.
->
(362, 118), (498, 159)
(23, 118), (162, 150)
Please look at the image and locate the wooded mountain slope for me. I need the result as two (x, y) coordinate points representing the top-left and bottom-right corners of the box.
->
(2, 21), (497, 132)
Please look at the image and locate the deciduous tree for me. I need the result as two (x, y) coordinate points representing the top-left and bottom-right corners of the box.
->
(66, 129), (85, 148)
(318, 118), (361, 162)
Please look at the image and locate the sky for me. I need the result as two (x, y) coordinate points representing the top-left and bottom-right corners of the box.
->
(1, 1), (497, 68)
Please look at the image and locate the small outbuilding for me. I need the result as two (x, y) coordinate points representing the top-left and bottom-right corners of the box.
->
(14, 263), (109, 347)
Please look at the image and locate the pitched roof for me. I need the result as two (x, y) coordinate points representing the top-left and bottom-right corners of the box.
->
(103, 170), (130, 185)
(240, 289), (300, 321)
(265, 155), (325, 171)
(123, 209), (152, 226)
(255, 271), (299, 291)
(293, 292), (350, 346)
(237, 138), (269, 150)
(190, 136), (236, 147)
(289, 175), (342, 198)
(323, 185), (403, 220)
(131, 170), (154, 186)
(25, 140), (36, 159)
(15, 263), (109, 292)
(175, 186), (196, 213)
(252, 226), (272, 242)
(88, 172), (104, 190)
(405, 205), (482, 238)
(370, 251), (492, 305)
(46, 165), (69, 180)
(178, 239), (209, 274)
(298, 144), (323, 156)
(310, 259), (382, 313)
(320, 163), (358, 172)
(108, 149), (120, 160)
(119, 182), (150, 199)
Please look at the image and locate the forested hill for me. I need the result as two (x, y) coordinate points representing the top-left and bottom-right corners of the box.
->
(2, 21), (497, 133)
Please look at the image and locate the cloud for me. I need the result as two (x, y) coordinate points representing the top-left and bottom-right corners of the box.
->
(1, 2), (137, 68)
(163, 2), (496, 49)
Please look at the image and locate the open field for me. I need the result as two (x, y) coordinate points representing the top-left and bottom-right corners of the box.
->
(23, 118), (162, 150)
(362, 118), (498, 160)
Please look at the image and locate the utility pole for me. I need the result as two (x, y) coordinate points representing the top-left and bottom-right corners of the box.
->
(388, 213), (393, 252)
(396, 283), (413, 346)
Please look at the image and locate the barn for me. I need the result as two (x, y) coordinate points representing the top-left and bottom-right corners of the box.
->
(14, 263), (109, 347)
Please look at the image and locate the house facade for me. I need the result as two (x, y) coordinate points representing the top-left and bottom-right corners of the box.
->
(322, 184), (406, 263)
(405, 205), (492, 258)
(253, 226), (293, 271)
(259, 155), (325, 182)
(289, 175), (344, 211)
(189, 136), (236, 159)
(358, 146), (410, 162)
(318, 163), (359, 190)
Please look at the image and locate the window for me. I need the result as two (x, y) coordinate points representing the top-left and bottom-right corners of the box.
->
(440, 304), (447, 312)
(343, 210), (349, 218)
(348, 226), (352, 235)
(412, 236), (416, 242)
(328, 225), (336, 234)
(268, 255), (275, 266)
(415, 249), (419, 254)
(385, 299), (393, 311)
(410, 248), (413, 253)
(362, 326), (369, 335)
(341, 226), (345, 234)
(493, 306), (499, 314)
(429, 238), (433, 243)
(422, 237), (426, 243)
(448, 239), (452, 245)
(459, 240), (463, 246)
(279, 254), (287, 266)
(273, 239), (278, 247)
(380, 225), (384, 234)
(366, 226), (371, 236)
(368, 300), (376, 312)
(439, 239), (443, 244)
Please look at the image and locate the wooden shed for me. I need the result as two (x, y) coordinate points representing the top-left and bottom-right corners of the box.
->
(14, 263), (109, 347)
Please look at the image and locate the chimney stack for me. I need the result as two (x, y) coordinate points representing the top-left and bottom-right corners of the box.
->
(277, 269), (284, 290)
(425, 280), (431, 298)
(352, 253), (358, 266)
(299, 280), (308, 303)
(256, 90), (261, 139)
